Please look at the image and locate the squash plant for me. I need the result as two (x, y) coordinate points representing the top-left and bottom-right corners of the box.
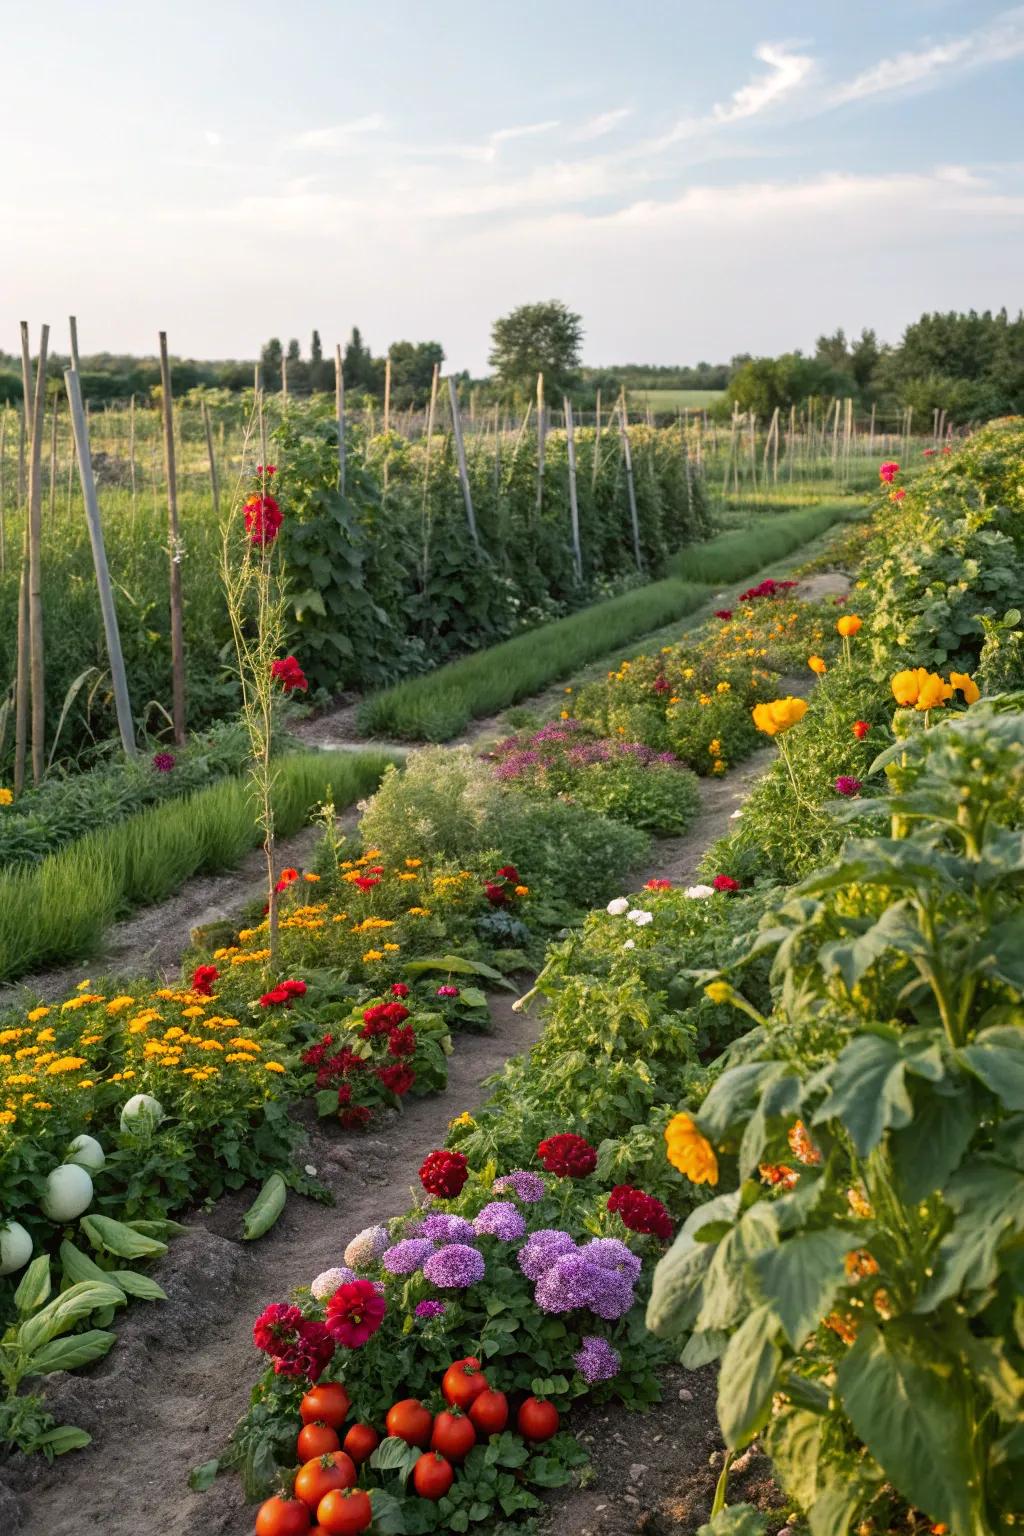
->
(648, 703), (1024, 1536)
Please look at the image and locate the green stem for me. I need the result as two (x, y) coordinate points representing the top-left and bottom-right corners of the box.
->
(710, 1449), (735, 1518)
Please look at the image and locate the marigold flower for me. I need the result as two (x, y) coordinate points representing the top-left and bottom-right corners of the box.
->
(823, 1311), (859, 1344)
(844, 1248), (879, 1280)
(704, 981), (732, 1004)
(759, 1163), (798, 1190)
(665, 1112), (718, 1185)
(0, 788), (13, 806)
(949, 671), (980, 704)
(752, 696), (808, 736)
(808, 655), (827, 675)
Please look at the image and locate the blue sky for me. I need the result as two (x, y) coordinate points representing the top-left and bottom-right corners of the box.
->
(3, 0), (1022, 371)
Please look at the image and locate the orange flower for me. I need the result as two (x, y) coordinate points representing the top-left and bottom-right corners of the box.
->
(787, 1120), (822, 1166)
(665, 1113), (718, 1186)
(836, 615), (861, 637)
(949, 671), (980, 704)
(807, 655), (827, 675)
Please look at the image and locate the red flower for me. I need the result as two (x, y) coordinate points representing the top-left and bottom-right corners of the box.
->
(645, 878), (672, 890)
(495, 864), (520, 883)
(244, 492), (283, 545)
(260, 978), (307, 1008)
(923, 448), (935, 457)
(419, 1148), (468, 1198)
(890, 488), (906, 503)
(390, 983), (410, 998)
(252, 1303), (335, 1381)
(712, 874), (740, 893)
(191, 964), (219, 996)
(652, 676), (671, 694)
(353, 875), (380, 892)
(714, 609), (732, 621)
(536, 1133), (597, 1178)
(270, 656), (308, 693)
(485, 882), (509, 906)
(325, 1280), (387, 1348)
(256, 464), (277, 476)
(879, 461), (899, 483)
(152, 751), (176, 773)
(387, 1025), (416, 1056)
(377, 1063), (415, 1095)
(739, 578), (798, 604)
(608, 1184), (673, 1240)
(340, 1104), (373, 1130)
(852, 720), (871, 739)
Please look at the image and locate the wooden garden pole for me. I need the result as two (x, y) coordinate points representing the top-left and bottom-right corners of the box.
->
(158, 332), (186, 744)
(616, 391), (642, 572)
(65, 367), (135, 759)
(128, 393), (138, 517)
(17, 405), (26, 505)
(334, 344), (346, 496)
(47, 395), (59, 521)
(22, 323), (49, 784)
(383, 354), (391, 435)
(447, 376), (479, 548)
(591, 388), (602, 492)
(68, 315), (81, 372)
(564, 396), (583, 583)
(535, 373), (546, 524)
(868, 402), (876, 460)
(0, 408), (6, 575)
(281, 354), (288, 401)
(201, 397), (219, 514)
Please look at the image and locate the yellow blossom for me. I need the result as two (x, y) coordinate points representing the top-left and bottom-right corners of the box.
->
(362, 949), (384, 963)
(515, 885), (529, 896)
(26, 1008), (49, 1023)
(37, 1028), (56, 1044)
(704, 981), (732, 1004)
(0, 788), (12, 806)
(665, 1113), (718, 1186)
(752, 697), (808, 736)
(105, 996), (136, 1014)
(837, 615), (862, 637)
(716, 681), (731, 693)
(32, 1101), (52, 1111)
(265, 1061), (286, 1073)
(949, 671), (980, 704)
(0, 1110), (15, 1125)
(61, 994), (103, 1011)
(45, 1056), (88, 1075)
(808, 655), (827, 676)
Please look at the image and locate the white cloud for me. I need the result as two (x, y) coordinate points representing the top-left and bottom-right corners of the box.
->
(570, 107), (633, 142)
(203, 129), (222, 147)
(489, 119), (560, 145)
(832, 6), (1024, 104)
(712, 41), (815, 123)
(294, 114), (387, 150)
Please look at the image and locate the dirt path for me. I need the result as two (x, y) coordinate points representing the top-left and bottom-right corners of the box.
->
(3, 739), (771, 1536)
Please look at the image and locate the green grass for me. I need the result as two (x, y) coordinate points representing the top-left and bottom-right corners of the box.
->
(0, 749), (398, 983)
(628, 388), (725, 410)
(358, 503), (857, 743)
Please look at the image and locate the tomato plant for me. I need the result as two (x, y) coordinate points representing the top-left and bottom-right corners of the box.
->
(468, 1389), (509, 1436)
(297, 1421), (340, 1461)
(441, 1358), (488, 1409)
(342, 1423), (379, 1465)
(315, 1487), (373, 1534)
(300, 1384), (350, 1429)
(413, 1449), (455, 1500)
(294, 1451), (356, 1509)
(385, 1398), (432, 1448)
(255, 1493), (312, 1536)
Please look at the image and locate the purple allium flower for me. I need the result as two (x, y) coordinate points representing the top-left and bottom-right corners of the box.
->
(493, 1170), (546, 1204)
(473, 1201), (527, 1242)
(419, 1213), (477, 1245)
(344, 1224), (390, 1271)
(436, 985), (460, 999)
(534, 1252), (604, 1314)
(152, 751), (176, 773)
(422, 1242), (486, 1289)
(414, 1299), (447, 1321)
(583, 1238), (643, 1282)
(574, 1336), (621, 1384)
(381, 1238), (436, 1275)
(585, 1270), (636, 1320)
(835, 775), (862, 798)
(517, 1228), (577, 1281)
(310, 1265), (356, 1300)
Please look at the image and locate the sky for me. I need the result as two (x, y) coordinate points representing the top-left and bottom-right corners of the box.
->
(2, 0), (1023, 372)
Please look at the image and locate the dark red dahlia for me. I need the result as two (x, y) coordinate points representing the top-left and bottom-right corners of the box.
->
(712, 874), (740, 893)
(536, 1133), (597, 1178)
(607, 1183), (673, 1240)
(387, 1025), (416, 1057)
(191, 964), (219, 996)
(377, 1063), (415, 1095)
(419, 1148), (469, 1199)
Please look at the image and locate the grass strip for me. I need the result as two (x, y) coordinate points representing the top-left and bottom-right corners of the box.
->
(358, 503), (855, 743)
(0, 749), (397, 983)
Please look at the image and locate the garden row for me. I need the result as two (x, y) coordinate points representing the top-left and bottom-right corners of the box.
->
(223, 423), (1023, 1535)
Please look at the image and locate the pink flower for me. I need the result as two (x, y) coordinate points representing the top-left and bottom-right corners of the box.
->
(835, 776), (862, 798)
(152, 751), (176, 773)
(325, 1279), (387, 1348)
(436, 984), (460, 999)
(244, 492), (282, 544)
(879, 461), (899, 484)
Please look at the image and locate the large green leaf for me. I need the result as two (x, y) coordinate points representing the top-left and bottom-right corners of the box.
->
(716, 1303), (782, 1449)
(813, 1034), (914, 1155)
(754, 1228), (852, 1348)
(80, 1215), (168, 1260)
(25, 1329), (117, 1376)
(402, 954), (507, 980)
(696, 1507), (767, 1536)
(32, 1425), (92, 1457)
(960, 1024), (1024, 1110)
(18, 1281), (125, 1355)
(111, 1269), (167, 1302)
(646, 1191), (741, 1339)
(918, 1158), (1024, 1307)
(242, 1173), (287, 1241)
(697, 1204), (777, 1333)
(764, 1409), (825, 1512)
(697, 1062), (783, 1140)
(889, 1084), (976, 1202)
(14, 1255), (52, 1315)
(837, 1323), (982, 1536)
(60, 1239), (122, 1290)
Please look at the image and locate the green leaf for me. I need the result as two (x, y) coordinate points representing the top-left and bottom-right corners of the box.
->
(292, 587), (327, 619)
(32, 1425), (91, 1457)
(889, 1083), (976, 1202)
(402, 954), (505, 980)
(18, 1281), (125, 1355)
(111, 1269), (167, 1302)
(697, 1204), (778, 1333)
(813, 1034), (914, 1155)
(25, 1328), (117, 1375)
(368, 1487), (406, 1534)
(716, 1303), (781, 1449)
(836, 1322), (981, 1535)
(764, 1409), (825, 1511)
(316, 1089), (339, 1118)
(808, 1476), (870, 1536)
(370, 1435), (421, 1477)
(681, 1329), (728, 1368)
(242, 1173), (287, 1241)
(960, 1025), (1024, 1110)
(188, 1459), (220, 1492)
(918, 1158), (1024, 1307)
(80, 1215), (168, 1260)
(969, 917), (1024, 988)
(697, 1507), (767, 1536)
(754, 1228), (852, 1348)
(14, 1254), (52, 1315)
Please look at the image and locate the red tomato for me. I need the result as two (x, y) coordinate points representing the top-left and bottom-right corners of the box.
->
(517, 1397), (559, 1442)
(430, 1408), (476, 1463)
(342, 1422), (379, 1465)
(297, 1421), (341, 1462)
(300, 1383), (351, 1429)
(294, 1451), (357, 1509)
(441, 1360), (488, 1409)
(469, 1388), (508, 1436)
(413, 1450), (455, 1500)
(255, 1493), (312, 1536)
(316, 1487), (373, 1535)
(385, 1398), (433, 1448)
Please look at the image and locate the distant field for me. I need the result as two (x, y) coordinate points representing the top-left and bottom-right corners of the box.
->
(628, 388), (726, 410)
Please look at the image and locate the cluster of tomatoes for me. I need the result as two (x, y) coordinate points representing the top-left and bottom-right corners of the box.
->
(254, 1362), (562, 1534)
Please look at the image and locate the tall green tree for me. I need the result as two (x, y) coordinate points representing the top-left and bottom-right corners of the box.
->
(489, 300), (583, 395)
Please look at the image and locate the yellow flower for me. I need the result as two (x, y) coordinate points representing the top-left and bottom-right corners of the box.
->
(949, 671), (980, 704)
(0, 1110), (15, 1125)
(716, 681), (731, 694)
(515, 884), (529, 896)
(837, 615), (862, 637)
(78, 1080), (94, 1090)
(665, 1113), (718, 1186)
(7, 1073), (36, 1087)
(45, 1056), (88, 1075)
(61, 994), (103, 1011)
(26, 1007), (50, 1023)
(0, 788), (13, 807)
(847, 1184), (872, 1218)
(408, 907), (431, 916)
(808, 655), (827, 675)
(303, 872), (321, 883)
(698, 693), (712, 707)
(708, 739), (721, 755)
(36, 1028), (56, 1044)
(265, 1061), (286, 1073)
(404, 858), (422, 869)
(362, 949), (384, 963)
(181, 1006), (205, 1019)
(32, 1101), (52, 1111)
(105, 996), (136, 1014)
(560, 710), (570, 720)
(712, 759), (726, 774)
(751, 697), (808, 736)
(704, 981), (732, 1005)
(383, 943), (400, 953)
(449, 1111), (475, 1130)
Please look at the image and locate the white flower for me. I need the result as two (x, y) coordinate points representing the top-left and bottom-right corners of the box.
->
(304, 1164), (318, 1176)
(606, 897), (630, 916)
(730, 809), (743, 820)
(311, 1265), (356, 1300)
(685, 884), (716, 900)
(623, 939), (636, 950)
(626, 908), (653, 926)
(344, 1224), (390, 1270)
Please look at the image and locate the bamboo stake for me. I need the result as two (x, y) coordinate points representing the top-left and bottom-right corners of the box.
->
(48, 395), (58, 520)
(564, 396), (583, 583)
(868, 402), (876, 459)
(591, 388), (602, 492)
(383, 354), (391, 435)
(535, 373), (546, 523)
(447, 376), (479, 548)
(419, 363), (440, 595)
(334, 344), (346, 495)
(69, 315), (81, 372)
(616, 391), (642, 572)
(201, 397), (220, 514)
(22, 323), (48, 783)
(158, 332), (186, 745)
(17, 405), (26, 505)
(129, 393), (138, 517)
(0, 409), (6, 574)
(281, 354), (288, 401)
(65, 368), (136, 760)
